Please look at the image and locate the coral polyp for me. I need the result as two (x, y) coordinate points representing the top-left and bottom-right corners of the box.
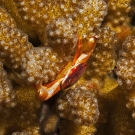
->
(116, 36), (135, 89)
(21, 47), (64, 84)
(46, 17), (78, 57)
(0, 62), (16, 110)
(85, 26), (117, 80)
(57, 84), (99, 126)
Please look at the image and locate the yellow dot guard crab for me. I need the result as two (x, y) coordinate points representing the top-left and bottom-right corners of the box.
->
(35, 36), (98, 101)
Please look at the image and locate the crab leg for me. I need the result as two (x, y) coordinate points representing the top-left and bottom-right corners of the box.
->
(35, 36), (98, 101)
(36, 78), (63, 101)
(75, 37), (97, 64)
(72, 36), (82, 65)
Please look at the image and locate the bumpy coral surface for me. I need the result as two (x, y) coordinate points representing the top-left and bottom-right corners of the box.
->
(116, 36), (135, 89)
(14, 0), (107, 58)
(2, 85), (40, 135)
(0, 7), (16, 28)
(0, 18), (33, 70)
(71, 0), (107, 37)
(59, 119), (96, 135)
(103, 0), (133, 53)
(57, 84), (99, 126)
(0, 23), (32, 70)
(21, 47), (64, 84)
(0, 61), (16, 110)
(46, 17), (77, 56)
(0, 7), (16, 58)
(12, 126), (40, 135)
(0, 0), (135, 134)
(126, 90), (135, 119)
(0, 0), (36, 40)
(85, 26), (117, 80)
(104, 0), (131, 27)
(13, 0), (79, 43)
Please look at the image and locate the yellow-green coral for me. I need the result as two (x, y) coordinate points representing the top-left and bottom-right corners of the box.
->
(57, 83), (99, 126)
(2, 85), (40, 135)
(0, 10), (33, 70)
(103, 0), (133, 52)
(14, 0), (77, 43)
(0, 61), (16, 110)
(115, 36), (135, 89)
(105, 89), (135, 135)
(0, 0), (37, 40)
(46, 17), (78, 57)
(59, 119), (96, 135)
(100, 76), (118, 93)
(104, 0), (131, 27)
(71, 0), (107, 37)
(126, 89), (135, 119)
(85, 26), (117, 80)
(12, 126), (40, 135)
(0, 23), (33, 70)
(21, 47), (64, 84)
(0, 0), (135, 134)
(0, 7), (16, 28)
(14, 0), (107, 52)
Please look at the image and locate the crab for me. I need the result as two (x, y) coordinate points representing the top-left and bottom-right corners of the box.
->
(35, 36), (98, 101)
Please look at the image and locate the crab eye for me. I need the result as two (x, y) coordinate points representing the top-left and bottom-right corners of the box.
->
(35, 87), (48, 101)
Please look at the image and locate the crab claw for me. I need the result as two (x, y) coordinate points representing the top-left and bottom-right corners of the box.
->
(35, 80), (48, 101)
(35, 78), (63, 101)
(82, 36), (98, 53)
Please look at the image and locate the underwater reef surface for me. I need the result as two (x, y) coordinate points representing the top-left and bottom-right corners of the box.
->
(0, 0), (135, 134)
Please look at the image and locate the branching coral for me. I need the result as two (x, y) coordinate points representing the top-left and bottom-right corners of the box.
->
(0, 7), (33, 70)
(46, 17), (78, 57)
(21, 47), (64, 84)
(13, 0), (79, 44)
(0, 0), (37, 40)
(104, 0), (131, 27)
(103, 0), (134, 53)
(57, 83), (99, 126)
(85, 26), (117, 80)
(126, 89), (135, 119)
(59, 119), (96, 135)
(2, 85), (40, 135)
(115, 34), (135, 120)
(115, 36), (135, 89)
(0, 0), (135, 134)
(12, 126), (40, 135)
(70, 0), (107, 37)
(0, 61), (16, 110)
(0, 7), (16, 28)
(0, 23), (33, 70)
(14, 0), (107, 59)
(14, 0), (107, 38)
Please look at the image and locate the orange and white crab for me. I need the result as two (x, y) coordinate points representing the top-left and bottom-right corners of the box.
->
(35, 36), (98, 101)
